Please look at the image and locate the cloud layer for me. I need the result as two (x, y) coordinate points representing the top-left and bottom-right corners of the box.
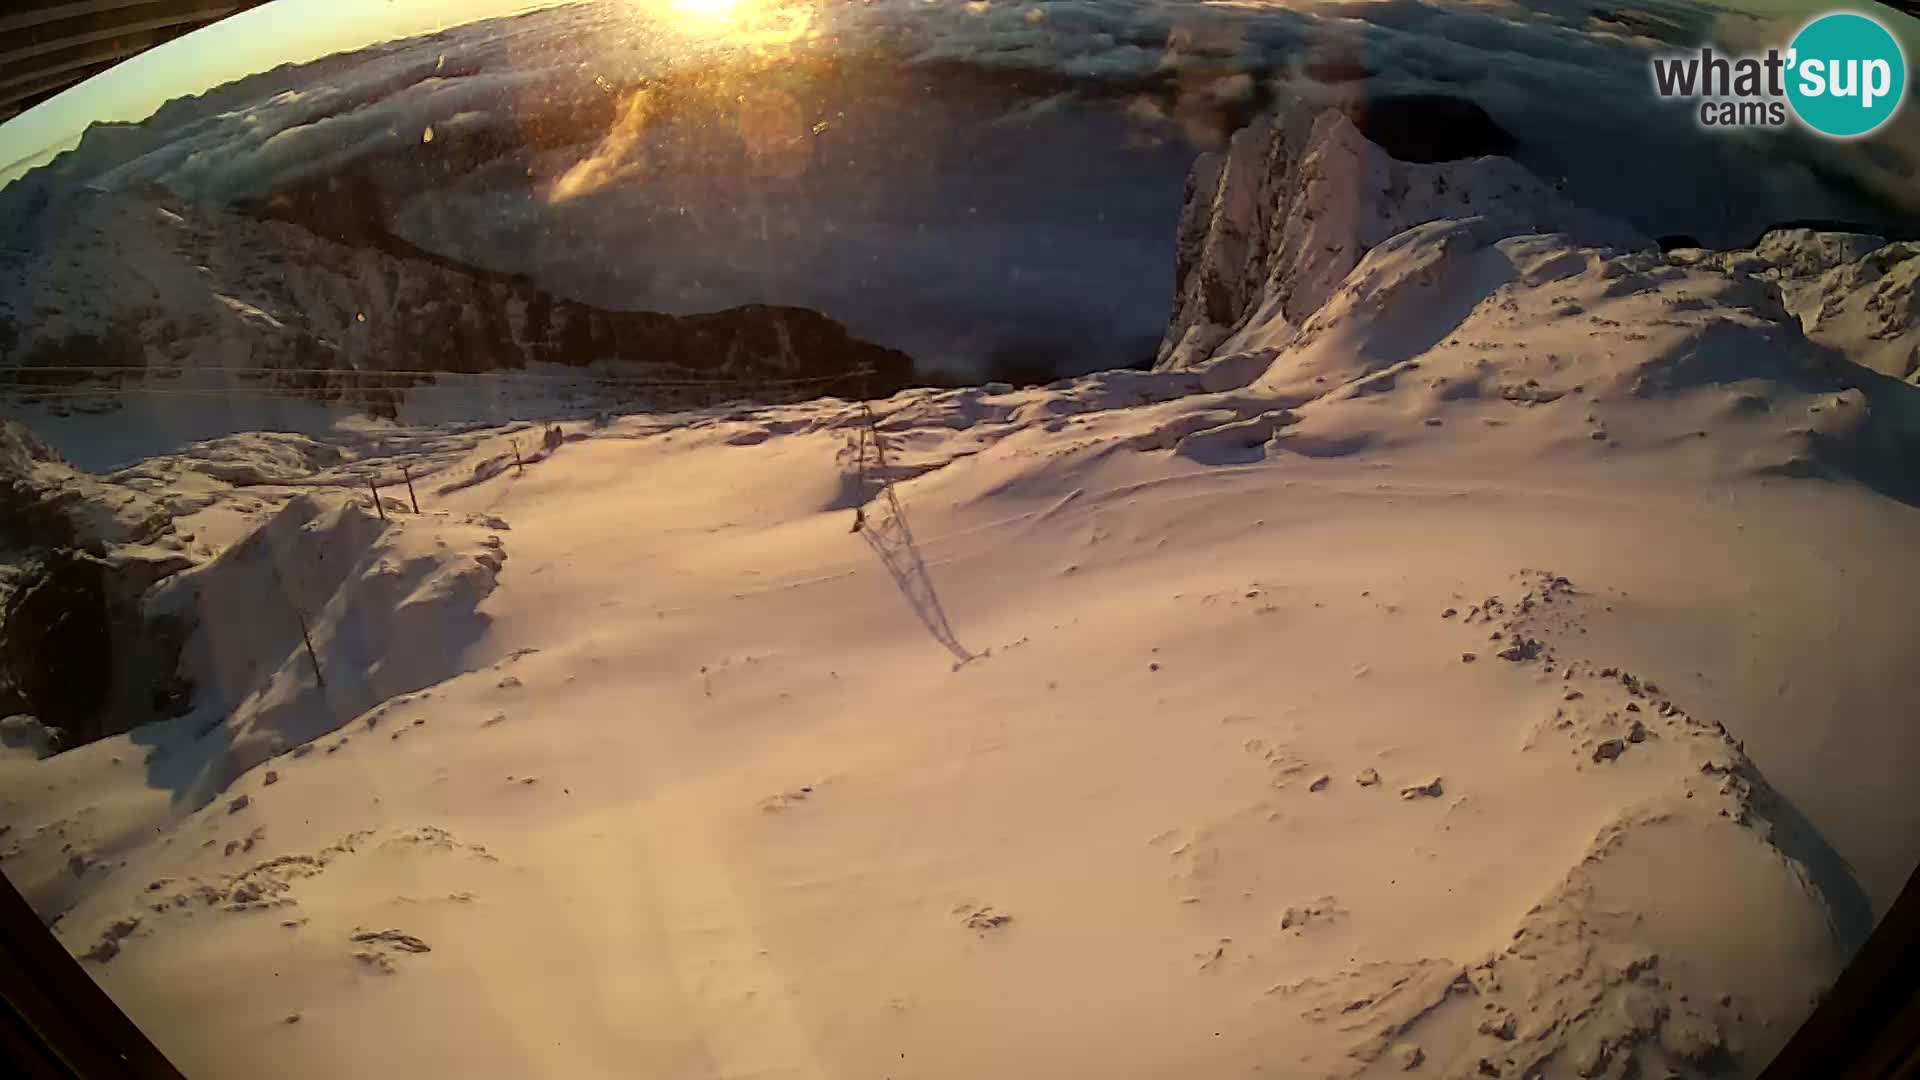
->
(20, 0), (1919, 236)
(5, 0), (1914, 376)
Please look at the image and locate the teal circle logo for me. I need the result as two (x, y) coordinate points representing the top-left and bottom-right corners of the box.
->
(1785, 11), (1907, 138)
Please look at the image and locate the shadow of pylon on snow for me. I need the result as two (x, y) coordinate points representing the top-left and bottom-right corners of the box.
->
(846, 403), (976, 667)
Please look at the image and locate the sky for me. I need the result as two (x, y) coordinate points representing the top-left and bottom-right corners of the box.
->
(0, 0), (581, 183)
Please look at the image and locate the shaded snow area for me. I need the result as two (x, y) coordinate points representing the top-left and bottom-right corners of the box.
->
(4, 105), (1920, 1080)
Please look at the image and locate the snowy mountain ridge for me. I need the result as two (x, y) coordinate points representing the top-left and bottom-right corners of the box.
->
(0, 185), (915, 417)
(1687, 233), (1920, 384)
(1157, 106), (1920, 403)
(1156, 107), (1651, 371)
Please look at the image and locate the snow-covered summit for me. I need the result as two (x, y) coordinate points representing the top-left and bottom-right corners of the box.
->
(1157, 106), (1650, 371)
(1681, 229), (1919, 385)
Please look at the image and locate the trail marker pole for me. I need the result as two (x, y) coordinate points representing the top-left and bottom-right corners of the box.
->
(367, 476), (385, 520)
(294, 604), (324, 688)
(402, 465), (420, 513)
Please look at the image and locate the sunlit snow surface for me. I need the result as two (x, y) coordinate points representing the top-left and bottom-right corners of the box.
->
(5, 0), (1915, 379)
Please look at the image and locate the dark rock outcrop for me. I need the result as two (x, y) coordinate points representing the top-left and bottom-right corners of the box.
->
(2, 183), (915, 417)
(0, 423), (191, 749)
(1155, 104), (1646, 369)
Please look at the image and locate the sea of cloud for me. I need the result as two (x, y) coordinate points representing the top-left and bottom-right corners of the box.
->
(25, 1), (1920, 233)
(7, 0), (1914, 376)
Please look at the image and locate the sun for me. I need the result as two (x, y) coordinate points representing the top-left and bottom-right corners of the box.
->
(629, 0), (814, 47)
(670, 0), (738, 23)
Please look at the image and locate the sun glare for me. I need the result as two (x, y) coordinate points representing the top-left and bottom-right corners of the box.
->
(641, 0), (817, 48)
(671, 0), (738, 23)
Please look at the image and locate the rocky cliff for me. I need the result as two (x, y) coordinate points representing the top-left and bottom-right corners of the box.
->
(0, 185), (915, 416)
(1147, 103), (1920, 507)
(0, 422), (190, 751)
(1157, 102), (1919, 407)
(1156, 103), (1649, 371)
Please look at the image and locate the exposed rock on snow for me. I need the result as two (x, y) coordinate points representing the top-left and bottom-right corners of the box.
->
(0, 422), (190, 745)
(1699, 228), (1890, 280)
(0, 415), (525, 755)
(1156, 107), (1648, 370)
(1693, 230), (1920, 384)
(1133, 106), (1920, 503)
(0, 420), (169, 549)
(0, 713), (59, 759)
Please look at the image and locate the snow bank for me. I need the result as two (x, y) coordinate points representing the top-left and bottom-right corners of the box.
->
(148, 493), (504, 805)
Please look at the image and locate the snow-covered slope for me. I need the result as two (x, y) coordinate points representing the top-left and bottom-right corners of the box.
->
(1685, 230), (1920, 385)
(8, 376), (1913, 1080)
(0, 417), (533, 767)
(1148, 105), (1920, 501)
(4, 103), (1920, 1080)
